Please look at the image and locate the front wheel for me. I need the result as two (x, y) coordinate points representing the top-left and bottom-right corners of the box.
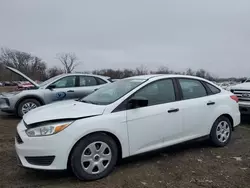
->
(210, 116), (232, 147)
(70, 133), (118, 181)
(17, 99), (41, 117)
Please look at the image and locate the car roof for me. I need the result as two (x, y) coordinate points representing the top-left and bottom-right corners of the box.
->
(59, 73), (110, 79)
(126, 74), (209, 81)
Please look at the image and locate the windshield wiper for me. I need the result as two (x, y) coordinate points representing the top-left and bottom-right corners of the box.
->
(81, 100), (102, 105)
(81, 100), (95, 104)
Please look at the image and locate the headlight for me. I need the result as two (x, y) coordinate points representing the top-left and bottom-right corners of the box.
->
(25, 121), (73, 137)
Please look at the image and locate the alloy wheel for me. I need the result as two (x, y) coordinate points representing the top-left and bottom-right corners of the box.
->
(21, 102), (37, 115)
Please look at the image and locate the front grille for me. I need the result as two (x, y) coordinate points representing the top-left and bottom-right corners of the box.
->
(16, 131), (23, 144)
(231, 90), (250, 102)
(25, 156), (55, 166)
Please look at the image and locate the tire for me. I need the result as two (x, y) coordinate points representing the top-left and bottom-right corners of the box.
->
(70, 133), (118, 181)
(17, 99), (41, 117)
(210, 116), (232, 147)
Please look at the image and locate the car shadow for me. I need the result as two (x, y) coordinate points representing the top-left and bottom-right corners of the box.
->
(0, 112), (20, 120)
(118, 137), (211, 167)
(241, 115), (250, 126)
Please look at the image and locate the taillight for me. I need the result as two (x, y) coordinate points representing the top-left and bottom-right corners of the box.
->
(230, 95), (239, 103)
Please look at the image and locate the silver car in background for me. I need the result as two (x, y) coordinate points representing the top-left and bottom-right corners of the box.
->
(0, 66), (111, 117)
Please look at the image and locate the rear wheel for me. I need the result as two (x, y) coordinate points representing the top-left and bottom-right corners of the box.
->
(210, 116), (232, 147)
(17, 99), (41, 117)
(70, 133), (118, 181)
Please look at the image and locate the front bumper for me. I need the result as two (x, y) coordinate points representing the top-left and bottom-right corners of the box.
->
(0, 97), (12, 111)
(15, 120), (74, 170)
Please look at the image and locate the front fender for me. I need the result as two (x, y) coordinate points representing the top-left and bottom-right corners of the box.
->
(15, 94), (46, 109)
(65, 113), (129, 159)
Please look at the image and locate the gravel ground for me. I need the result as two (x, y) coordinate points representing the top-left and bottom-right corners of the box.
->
(0, 87), (250, 188)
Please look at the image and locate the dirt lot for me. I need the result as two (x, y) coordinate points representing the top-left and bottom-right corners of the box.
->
(0, 86), (250, 188)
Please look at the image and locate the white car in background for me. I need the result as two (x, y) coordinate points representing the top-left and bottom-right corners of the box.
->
(230, 79), (250, 114)
(15, 74), (240, 181)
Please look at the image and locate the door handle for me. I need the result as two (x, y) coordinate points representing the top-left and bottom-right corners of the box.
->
(168, 108), (179, 113)
(67, 90), (74, 92)
(207, 101), (215, 105)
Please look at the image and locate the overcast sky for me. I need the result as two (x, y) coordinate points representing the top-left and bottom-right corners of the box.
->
(0, 0), (250, 77)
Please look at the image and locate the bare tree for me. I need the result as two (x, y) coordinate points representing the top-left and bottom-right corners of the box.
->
(56, 52), (81, 73)
(46, 66), (64, 78)
(0, 48), (47, 81)
(134, 65), (148, 75)
(185, 68), (195, 76)
(0, 48), (33, 73)
(153, 66), (172, 74)
(29, 57), (47, 81)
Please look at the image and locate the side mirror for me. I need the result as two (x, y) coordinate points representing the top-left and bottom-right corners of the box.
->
(47, 84), (56, 90)
(127, 97), (148, 109)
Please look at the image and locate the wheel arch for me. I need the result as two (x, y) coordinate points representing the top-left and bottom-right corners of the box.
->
(67, 131), (123, 169)
(214, 114), (234, 131)
(15, 95), (45, 110)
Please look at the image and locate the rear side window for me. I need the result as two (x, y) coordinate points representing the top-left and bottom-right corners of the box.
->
(79, 76), (97, 86)
(206, 83), (221, 94)
(179, 79), (207, 99)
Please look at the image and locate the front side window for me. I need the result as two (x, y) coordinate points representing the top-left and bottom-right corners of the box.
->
(39, 74), (64, 88)
(51, 76), (76, 88)
(179, 79), (207, 99)
(132, 79), (176, 106)
(80, 78), (146, 105)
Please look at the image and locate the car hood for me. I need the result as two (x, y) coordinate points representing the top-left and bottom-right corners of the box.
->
(5, 66), (39, 88)
(230, 82), (250, 90)
(23, 100), (106, 125)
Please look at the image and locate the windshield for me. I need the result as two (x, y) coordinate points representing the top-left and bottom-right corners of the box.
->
(81, 78), (146, 105)
(38, 74), (64, 88)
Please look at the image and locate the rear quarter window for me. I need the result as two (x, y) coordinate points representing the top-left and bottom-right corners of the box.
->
(206, 83), (221, 94)
(96, 77), (108, 85)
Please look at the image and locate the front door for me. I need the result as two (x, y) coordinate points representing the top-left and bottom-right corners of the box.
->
(44, 75), (77, 104)
(126, 79), (183, 155)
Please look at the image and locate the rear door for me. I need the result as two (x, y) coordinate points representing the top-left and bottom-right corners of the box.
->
(43, 75), (77, 103)
(74, 76), (108, 99)
(175, 78), (217, 139)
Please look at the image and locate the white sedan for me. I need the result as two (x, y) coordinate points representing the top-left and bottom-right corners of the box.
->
(15, 74), (241, 181)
